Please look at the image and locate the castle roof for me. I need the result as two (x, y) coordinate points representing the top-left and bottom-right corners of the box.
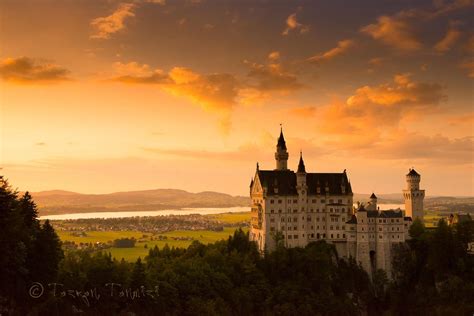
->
(277, 128), (287, 150)
(297, 152), (306, 173)
(407, 168), (420, 176)
(370, 193), (377, 199)
(256, 169), (352, 196)
(379, 210), (403, 218)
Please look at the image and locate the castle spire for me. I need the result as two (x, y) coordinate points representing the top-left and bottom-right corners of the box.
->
(275, 125), (289, 170)
(297, 151), (306, 173)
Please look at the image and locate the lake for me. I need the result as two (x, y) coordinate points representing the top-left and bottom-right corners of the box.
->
(39, 203), (405, 220)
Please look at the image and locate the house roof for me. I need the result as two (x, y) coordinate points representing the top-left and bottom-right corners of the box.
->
(379, 210), (403, 218)
(256, 169), (352, 196)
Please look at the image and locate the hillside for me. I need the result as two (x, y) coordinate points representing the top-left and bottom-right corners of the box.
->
(32, 189), (250, 216)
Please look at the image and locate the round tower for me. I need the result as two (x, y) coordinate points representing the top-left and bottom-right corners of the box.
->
(403, 168), (425, 220)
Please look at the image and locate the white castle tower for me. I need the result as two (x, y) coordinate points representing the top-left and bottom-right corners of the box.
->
(403, 168), (425, 220)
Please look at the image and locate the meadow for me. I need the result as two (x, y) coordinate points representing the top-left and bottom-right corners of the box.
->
(58, 212), (251, 261)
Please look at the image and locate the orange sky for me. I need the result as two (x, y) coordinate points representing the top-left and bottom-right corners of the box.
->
(1, 0), (473, 196)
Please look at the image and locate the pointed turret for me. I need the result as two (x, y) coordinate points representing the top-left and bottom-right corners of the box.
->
(297, 151), (306, 173)
(277, 126), (287, 150)
(275, 125), (289, 170)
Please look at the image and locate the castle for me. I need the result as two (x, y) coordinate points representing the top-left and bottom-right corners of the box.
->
(249, 128), (425, 276)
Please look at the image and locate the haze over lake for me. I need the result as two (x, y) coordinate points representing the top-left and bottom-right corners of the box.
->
(39, 204), (405, 220)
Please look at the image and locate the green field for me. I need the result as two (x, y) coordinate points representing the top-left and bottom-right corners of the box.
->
(59, 226), (248, 261)
(208, 212), (250, 223)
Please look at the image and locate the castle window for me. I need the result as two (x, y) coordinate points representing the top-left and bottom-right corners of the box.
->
(294, 235), (298, 239)
(342, 217), (345, 221)
(323, 234), (326, 238)
(379, 235), (382, 239)
(329, 199), (334, 203)
(278, 200), (282, 204)
(336, 226), (339, 230)
(350, 227), (354, 231)
(397, 227), (399, 231)
(343, 234), (346, 238)
(270, 227), (275, 231)
(331, 234), (334, 238)
(270, 218), (275, 223)
(293, 217), (297, 221)
(379, 228), (382, 231)
(271, 210), (274, 213)
(279, 209), (282, 213)
(294, 226), (297, 230)
(288, 200), (291, 204)
(312, 199), (316, 203)
(281, 217), (285, 222)
(302, 216), (305, 220)
(293, 199), (297, 203)
(330, 208), (333, 212)
(323, 226), (325, 229)
(338, 199), (342, 203)
(391, 219), (394, 223)
(337, 234), (340, 238)
(342, 226), (345, 230)
(270, 200), (274, 204)
(342, 208), (345, 212)
(288, 235), (292, 239)
(321, 199), (326, 203)
(302, 234), (304, 237)
(330, 225), (333, 229)
(317, 233), (320, 239)
(293, 209), (297, 213)
(310, 209), (313, 212)
(288, 226), (292, 231)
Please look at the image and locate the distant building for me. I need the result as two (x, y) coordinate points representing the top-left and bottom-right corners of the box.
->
(249, 128), (418, 276)
(448, 213), (472, 226)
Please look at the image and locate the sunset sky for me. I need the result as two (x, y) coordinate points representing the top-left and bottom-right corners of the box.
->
(1, 0), (473, 196)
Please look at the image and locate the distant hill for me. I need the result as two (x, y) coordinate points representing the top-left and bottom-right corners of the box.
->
(31, 189), (250, 216)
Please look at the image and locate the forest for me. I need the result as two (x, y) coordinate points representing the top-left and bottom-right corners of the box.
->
(1, 178), (473, 315)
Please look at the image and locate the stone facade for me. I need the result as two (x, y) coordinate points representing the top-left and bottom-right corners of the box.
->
(249, 129), (419, 277)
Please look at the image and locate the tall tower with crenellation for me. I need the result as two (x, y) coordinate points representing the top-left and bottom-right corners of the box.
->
(403, 168), (425, 220)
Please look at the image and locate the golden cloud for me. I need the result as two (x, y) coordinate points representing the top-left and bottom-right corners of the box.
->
(459, 59), (474, 78)
(245, 61), (304, 93)
(320, 74), (446, 145)
(282, 13), (309, 36)
(286, 106), (317, 117)
(434, 23), (462, 53)
(90, 3), (136, 39)
(307, 39), (355, 64)
(361, 13), (422, 51)
(0, 57), (71, 83)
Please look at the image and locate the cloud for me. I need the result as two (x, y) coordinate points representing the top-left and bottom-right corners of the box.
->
(110, 62), (172, 84)
(282, 13), (309, 36)
(0, 57), (71, 83)
(245, 60), (304, 93)
(286, 106), (317, 117)
(109, 62), (239, 134)
(360, 1), (473, 52)
(361, 13), (422, 51)
(434, 23), (462, 53)
(365, 130), (474, 164)
(307, 39), (355, 64)
(90, 3), (136, 39)
(268, 51), (280, 61)
(35, 142), (46, 146)
(320, 74), (446, 145)
(459, 59), (474, 78)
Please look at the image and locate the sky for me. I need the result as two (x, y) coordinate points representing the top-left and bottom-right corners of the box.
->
(0, 0), (473, 196)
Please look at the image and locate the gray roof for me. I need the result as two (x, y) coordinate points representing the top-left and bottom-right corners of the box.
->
(407, 168), (420, 176)
(257, 170), (352, 196)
